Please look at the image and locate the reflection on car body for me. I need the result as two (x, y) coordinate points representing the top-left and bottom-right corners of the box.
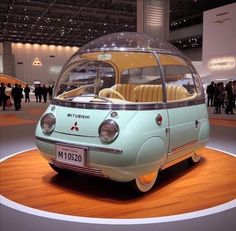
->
(35, 32), (209, 193)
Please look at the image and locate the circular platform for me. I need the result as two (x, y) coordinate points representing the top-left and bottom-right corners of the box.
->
(1, 148), (236, 219)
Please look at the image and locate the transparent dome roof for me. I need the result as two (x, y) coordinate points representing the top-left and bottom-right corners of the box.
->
(76, 32), (182, 56)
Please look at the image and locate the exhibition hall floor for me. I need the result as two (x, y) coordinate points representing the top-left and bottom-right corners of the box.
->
(0, 102), (236, 231)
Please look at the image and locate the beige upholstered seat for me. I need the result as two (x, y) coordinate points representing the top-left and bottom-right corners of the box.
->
(133, 85), (163, 102)
(111, 84), (137, 101)
(105, 84), (190, 103)
(166, 85), (189, 101)
(133, 84), (189, 102)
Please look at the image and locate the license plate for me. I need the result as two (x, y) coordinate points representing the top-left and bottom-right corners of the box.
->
(56, 144), (87, 167)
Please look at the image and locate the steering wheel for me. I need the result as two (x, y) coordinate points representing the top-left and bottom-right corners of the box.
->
(99, 88), (125, 100)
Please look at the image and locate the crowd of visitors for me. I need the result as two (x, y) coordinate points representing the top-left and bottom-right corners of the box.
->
(0, 83), (53, 111)
(0, 83), (24, 111)
(206, 80), (236, 115)
(1, 80), (236, 115)
(34, 84), (53, 103)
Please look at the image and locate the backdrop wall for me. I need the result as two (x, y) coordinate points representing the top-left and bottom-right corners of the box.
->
(202, 3), (236, 83)
(12, 43), (78, 85)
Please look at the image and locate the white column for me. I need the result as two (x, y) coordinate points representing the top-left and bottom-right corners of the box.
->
(3, 41), (15, 77)
(137, 0), (170, 41)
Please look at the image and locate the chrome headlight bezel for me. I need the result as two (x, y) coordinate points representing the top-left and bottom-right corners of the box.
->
(98, 119), (119, 143)
(40, 113), (56, 134)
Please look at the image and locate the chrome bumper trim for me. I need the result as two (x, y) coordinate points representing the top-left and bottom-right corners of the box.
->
(51, 160), (107, 178)
(35, 136), (123, 154)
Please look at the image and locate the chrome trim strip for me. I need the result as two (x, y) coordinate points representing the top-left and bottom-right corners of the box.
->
(35, 136), (123, 154)
(162, 151), (195, 170)
(51, 99), (205, 111)
(54, 131), (98, 138)
(169, 140), (198, 154)
(77, 48), (178, 56)
(167, 99), (205, 109)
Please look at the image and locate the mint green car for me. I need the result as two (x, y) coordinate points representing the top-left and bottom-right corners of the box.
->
(35, 32), (209, 193)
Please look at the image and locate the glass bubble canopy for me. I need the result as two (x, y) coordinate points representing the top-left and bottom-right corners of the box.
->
(77, 32), (183, 56)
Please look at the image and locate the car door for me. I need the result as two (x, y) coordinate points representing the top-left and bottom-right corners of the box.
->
(158, 54), (201, 163)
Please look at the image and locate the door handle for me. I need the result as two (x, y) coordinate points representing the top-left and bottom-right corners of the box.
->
(165, 128), (169, 134)
(195, 120), (199, 128)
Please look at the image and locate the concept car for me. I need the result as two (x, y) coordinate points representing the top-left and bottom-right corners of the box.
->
(35, 32), (209, 193)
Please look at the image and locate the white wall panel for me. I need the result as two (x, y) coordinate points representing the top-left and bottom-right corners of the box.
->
(202, 3), (236, 81)
(12, 43), (78, 85)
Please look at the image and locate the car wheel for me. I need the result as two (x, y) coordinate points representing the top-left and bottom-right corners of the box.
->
(132, 171), (158, 193)
(188, 152), (201, 164)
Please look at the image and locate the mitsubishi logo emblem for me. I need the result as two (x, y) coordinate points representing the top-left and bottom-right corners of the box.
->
(71, 121), (79, 131)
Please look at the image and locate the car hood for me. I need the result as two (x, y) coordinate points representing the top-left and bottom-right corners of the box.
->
(53, 106), (137, 137)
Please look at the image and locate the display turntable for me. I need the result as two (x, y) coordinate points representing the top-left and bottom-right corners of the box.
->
(1, 147), (236, 219)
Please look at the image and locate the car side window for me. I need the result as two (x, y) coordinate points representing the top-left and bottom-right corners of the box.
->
(159, 54), (199, 102)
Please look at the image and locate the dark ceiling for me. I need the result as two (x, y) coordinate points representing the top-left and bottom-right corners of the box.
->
(0, 0), (136, 46)
(0, 0), (235, 48)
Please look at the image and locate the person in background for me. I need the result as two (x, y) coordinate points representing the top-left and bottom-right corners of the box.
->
(11, 84), (22, 111)
(48, 85), (53, 101)
(5, 82), (12, 99)
(35, 85), (39, 102)
(24, 84), (30, 102)
(225, 81), (234, 115)
(35, 84), (42, 102)
(214, 82), (224, 114)
(0, 83), (6, 110)
(42, 84), (48, 103)
(233, 80), (236, 108)
(206, 81), (215, 107)
(19, 84), (23, 109)
(220, 82), (226, 109)
(38, 84), (43, 102)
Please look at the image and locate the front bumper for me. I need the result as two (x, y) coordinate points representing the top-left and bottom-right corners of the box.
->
(35, 136), (163, 182)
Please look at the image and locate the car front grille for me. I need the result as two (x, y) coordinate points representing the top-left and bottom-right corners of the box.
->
(51, 160), (107, 178)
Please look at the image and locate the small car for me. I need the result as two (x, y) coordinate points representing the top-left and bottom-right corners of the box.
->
(35, 32), (209, 193)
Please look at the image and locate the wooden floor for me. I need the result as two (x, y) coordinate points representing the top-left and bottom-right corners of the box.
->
(0, 107), (46, 127)
(1, 148), (236, 219)
(209, 118), (236, 128)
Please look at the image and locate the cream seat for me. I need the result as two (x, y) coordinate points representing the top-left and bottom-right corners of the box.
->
(111, 84), (137, 101)
(133, 84), (189, 102)
(133, 85), (163, 102)
(103, 84), (191, 103)
(166, 85), (189, 101)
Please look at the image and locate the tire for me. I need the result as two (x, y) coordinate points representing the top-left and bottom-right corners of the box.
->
(188, 152), (201, 165)
(49, 163), (67, 174)
(132, 171), (158, 193)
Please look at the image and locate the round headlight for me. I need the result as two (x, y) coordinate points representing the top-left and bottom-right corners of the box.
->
(40, 113), (56, 134)
(98, 119), (119, 143)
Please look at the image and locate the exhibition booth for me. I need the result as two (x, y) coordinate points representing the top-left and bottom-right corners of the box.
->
(0, 3), (236, 231)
